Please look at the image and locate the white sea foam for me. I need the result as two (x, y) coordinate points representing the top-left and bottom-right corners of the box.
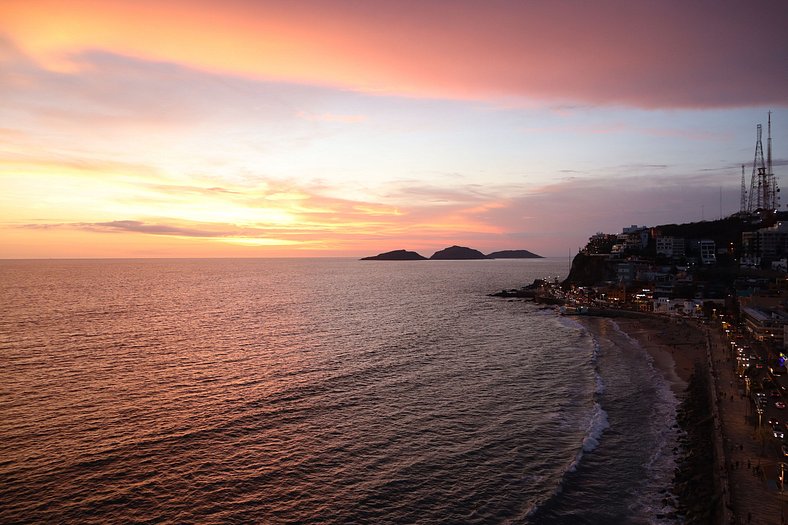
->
(583, 402), (610, 451)
(595, 373), (606, 395)
(572, 401), (610, 470)
(527, 315), (683, 523)
(525, 318), (608, 520)
(559, 322), (610, 468)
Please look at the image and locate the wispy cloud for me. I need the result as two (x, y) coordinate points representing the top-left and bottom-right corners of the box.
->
(20, 219), (309, 243)
(87, 220), (231, 237)
(297, 111), (366, 123)
(0, 151), (160, 179)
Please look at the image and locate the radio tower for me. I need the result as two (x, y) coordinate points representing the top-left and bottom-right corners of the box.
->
(745, 113), (780, 212)
(740, 164), (747, 213)
(767, 111), (779, 210)
(747, 123), (769, 211)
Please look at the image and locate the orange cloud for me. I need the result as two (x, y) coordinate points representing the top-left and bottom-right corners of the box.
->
(2, 0), (786, 107)
(1, 145), (515, 257)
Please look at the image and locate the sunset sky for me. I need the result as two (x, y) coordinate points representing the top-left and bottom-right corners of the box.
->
(2, 1), (787, 258)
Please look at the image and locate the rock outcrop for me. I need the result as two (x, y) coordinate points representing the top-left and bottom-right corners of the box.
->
(563, 253), (615, 286)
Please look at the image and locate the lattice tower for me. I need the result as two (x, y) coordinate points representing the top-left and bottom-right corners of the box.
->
(767, 111), (780, 210)
(748, 124), (768, 211)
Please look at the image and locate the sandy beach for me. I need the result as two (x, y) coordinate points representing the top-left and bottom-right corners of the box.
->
(613, 316), (707, 395)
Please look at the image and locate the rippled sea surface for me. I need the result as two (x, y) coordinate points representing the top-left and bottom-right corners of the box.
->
(1, 258), (679, 524)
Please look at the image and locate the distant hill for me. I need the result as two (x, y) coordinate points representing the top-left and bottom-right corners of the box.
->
(430, 245), (488, 260)
(486, 249), (542, 259)
(360, 249), (427, 261)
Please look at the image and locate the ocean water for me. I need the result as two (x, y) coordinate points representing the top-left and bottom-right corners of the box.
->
(0, 258), (680, 524)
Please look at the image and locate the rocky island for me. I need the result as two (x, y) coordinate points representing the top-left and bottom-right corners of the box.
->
(429, 245), (487, 260)
(360, 249), (427, 261)
(486, 249), (542, 259)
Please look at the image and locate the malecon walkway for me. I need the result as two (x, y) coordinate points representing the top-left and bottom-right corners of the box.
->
(708, 324), (788, 525)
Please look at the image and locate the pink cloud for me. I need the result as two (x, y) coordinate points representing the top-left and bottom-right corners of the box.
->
(3, 0), (786, 108)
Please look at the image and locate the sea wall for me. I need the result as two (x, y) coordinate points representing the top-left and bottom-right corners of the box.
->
(674, 362), (723, 524)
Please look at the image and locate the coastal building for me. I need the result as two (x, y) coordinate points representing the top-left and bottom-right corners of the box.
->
(653, 281), (674, 299)
(772, 258), (788, 272)
(742, 221), (788, 261)
(584, 227), (650, 258)
(637, 267), (673, 283)
(620, 225), (650, 251)
(617, 262), (635, 283)
(656, 236), (686, 259)
(740, 254), (762, 269)
(741, 306), (788, 344)
(653, 297), (678, 315)
(697, 239), (716, 265)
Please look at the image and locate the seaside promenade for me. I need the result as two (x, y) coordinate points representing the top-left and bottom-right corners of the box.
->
(708, 323), (788, 525)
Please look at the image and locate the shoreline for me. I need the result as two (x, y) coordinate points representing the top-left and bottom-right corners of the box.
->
(608, 315), (725, 523)
(574, 313), (719, 522)
(612, 316), (706, 396)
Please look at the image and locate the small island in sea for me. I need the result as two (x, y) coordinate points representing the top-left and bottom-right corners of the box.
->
(360, 249), (427, 260)
(486, 249), (542, 259)
(429, 245), (487, 260)
(361, 245), (543, 261)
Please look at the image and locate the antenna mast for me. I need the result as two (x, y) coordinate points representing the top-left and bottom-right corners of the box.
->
(747, 123), (767, 212)
(740, 164), (747, 213)
(767, 111), (780, 210)
(768, 111), (773, 183)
